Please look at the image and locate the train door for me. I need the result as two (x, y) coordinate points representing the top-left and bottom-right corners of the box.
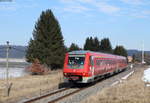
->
(90, 56), (95, 79)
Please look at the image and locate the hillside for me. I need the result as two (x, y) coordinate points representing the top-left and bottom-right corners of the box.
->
(0, 45), (150, 59)
(0, 45), (27, 58)
(128, 49), (150, 56)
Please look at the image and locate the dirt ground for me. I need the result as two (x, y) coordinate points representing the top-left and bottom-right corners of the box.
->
(82, 65), (150, 103)
(0, 70), (63, 103)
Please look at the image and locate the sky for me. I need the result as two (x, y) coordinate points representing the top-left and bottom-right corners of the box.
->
(0, 0), (150, 51)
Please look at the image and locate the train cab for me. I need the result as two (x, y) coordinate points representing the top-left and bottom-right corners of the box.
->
(63, 51), (93, 83)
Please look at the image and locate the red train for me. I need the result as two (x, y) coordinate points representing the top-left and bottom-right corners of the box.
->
(63, 51), (128, 83)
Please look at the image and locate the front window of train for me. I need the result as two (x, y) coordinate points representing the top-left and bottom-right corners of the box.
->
(68, 55), (85, 69)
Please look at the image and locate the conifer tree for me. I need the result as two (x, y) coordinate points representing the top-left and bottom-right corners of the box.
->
(84, 36), (100, 51)
(84, 37), (90, 50)
(113, 45), (127, 57)
(26, 39), (33, 61)
(69, 43), (81, 52)
(93, 37), (100, 51)
(100, 38), (112, 53)
(26, 9), (65, 69)
(89, 37), (94, 51)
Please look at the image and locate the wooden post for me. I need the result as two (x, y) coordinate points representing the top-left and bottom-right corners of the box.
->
(6, 41), (10, 96)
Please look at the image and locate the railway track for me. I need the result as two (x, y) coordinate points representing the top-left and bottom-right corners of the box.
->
(23, 84), (90, 103)
(24, 84), (95, 103)
(23, 88), (70, 103)
(23, 66), (135, 103)
(48, 87), (86, 103)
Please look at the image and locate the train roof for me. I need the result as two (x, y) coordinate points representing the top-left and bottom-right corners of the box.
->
(68, 50), (90, 54)
(68, 50), (126, 59)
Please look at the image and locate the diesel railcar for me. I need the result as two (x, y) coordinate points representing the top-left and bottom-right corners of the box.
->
(63, 51), (128, 83)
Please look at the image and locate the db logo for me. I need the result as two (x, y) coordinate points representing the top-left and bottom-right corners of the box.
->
(73, 69), (76, 72)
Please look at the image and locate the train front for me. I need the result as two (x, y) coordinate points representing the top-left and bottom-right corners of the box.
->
(63, 51), (91, 83)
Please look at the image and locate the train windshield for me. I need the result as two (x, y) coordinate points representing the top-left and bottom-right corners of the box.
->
(68, 55), (85, 69)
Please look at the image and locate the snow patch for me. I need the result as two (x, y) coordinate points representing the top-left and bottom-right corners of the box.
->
(111, 71), (134, 87)
(111, 81), (119, 86)
(122, 71), (134, 80)
(142, 67), (150, 83)
(146, 84), (150, 87)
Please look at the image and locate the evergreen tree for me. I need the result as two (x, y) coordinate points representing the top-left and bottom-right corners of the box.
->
(26, 9), (65, 69)
(84, 36), (100, 51)
(89, 37), (94, 51)
(93, 37), (100, 51)
(69, 43), (81, 52)
(26, 38), (35, 62)
(113, 45), (127, 57)
(100, 38), (112, 53)
(84, 37), (90, 50)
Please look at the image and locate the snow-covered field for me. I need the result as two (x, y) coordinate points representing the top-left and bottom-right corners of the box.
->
(142, 66), (150, 84)
(0, 67), (29, 79)
(111, 70), (134, 86)
(0, 58), (26, 63)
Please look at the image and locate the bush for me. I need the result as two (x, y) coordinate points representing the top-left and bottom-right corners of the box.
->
(26, 59), (50, 75)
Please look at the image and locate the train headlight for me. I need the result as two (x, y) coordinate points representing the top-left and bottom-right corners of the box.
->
(64, 73), (67, 76)
(83, 72), (86, 76)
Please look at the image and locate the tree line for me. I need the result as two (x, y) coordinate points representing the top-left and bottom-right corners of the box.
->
(26, 9), (127, 70)
(69, 37), (127, 57)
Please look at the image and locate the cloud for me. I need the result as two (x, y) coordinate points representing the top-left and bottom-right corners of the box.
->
(59, 0), (150, 19)
(59, 0), (121, 15)
(59, 0), (92, 14)
(0, 1), (38, 11)
(121, 0), (146, 5)
(60, 0), (94, 4)
(0, 5), (16, 11)
(131, 10), (150, 18)
(63, 4), (90, 13)
(59, 0), (150, 18)
(77, 0), (94, 3)
(142, 10), (150, 15)
(95, 2), (121, 14)
(60, 0), (75, 4)
(0, 1), (17, 11)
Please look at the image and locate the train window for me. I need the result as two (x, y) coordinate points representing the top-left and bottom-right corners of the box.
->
(68, 56), (85, 69)
(102, 60), (106, 65)
(100, 60), (104, 66)
(96, 59), (101, 66)
(98, 60), (101, 65)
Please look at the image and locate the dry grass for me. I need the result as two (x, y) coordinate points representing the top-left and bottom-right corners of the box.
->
(82, 66), (150, 103)
(0, 70), (63, 103)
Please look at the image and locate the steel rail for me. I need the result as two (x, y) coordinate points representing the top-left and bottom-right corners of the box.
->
(23, 88), (70, 103)
(48, 87), (87, 103)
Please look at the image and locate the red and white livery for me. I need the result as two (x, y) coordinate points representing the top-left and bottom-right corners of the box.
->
(63, 51), (128, 83)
